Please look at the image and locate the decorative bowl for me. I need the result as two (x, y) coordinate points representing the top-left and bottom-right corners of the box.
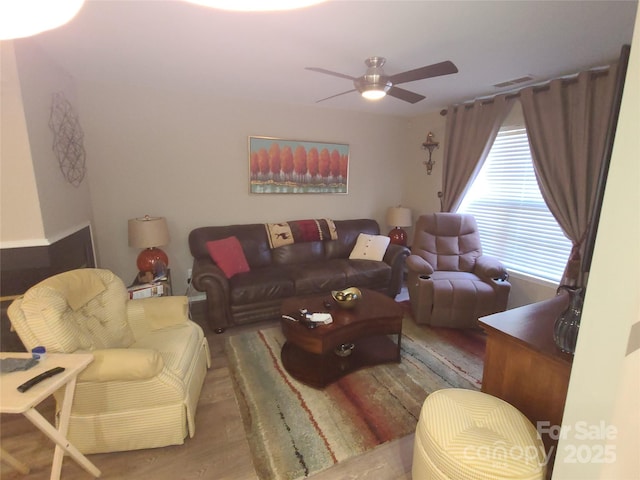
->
(331, 287), (362, 309)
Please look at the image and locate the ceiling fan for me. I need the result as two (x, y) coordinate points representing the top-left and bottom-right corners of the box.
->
(306, 56), (458, 104)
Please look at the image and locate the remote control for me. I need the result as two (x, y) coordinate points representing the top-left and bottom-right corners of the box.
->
(17, 367), (66, 393)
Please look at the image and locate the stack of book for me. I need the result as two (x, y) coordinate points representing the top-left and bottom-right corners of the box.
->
(127, 273), (168, 299)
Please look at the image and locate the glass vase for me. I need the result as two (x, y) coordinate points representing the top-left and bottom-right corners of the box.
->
(553, 286), (584, 354)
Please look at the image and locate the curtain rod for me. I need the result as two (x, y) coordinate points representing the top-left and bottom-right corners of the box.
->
(440, 67), (611, 116)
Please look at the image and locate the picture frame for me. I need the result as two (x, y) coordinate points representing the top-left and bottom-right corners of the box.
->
(249, 136), (349, 194)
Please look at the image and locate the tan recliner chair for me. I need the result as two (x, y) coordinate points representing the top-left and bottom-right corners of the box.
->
(8, 268), (211, 454)
(406, 213), (510, 328)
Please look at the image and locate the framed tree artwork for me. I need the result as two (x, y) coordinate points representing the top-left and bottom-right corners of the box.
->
(249, 136), (349, 194)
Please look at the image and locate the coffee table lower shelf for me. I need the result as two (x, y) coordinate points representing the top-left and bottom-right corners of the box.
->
(281, 334), (400, 388)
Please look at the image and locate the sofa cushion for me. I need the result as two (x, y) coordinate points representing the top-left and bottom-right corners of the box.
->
(349, 233), (390, 261)
(429, 271), (502, 328)
(229, 267), (296, 305)
(190, 224), (272, 268)
(78, 348), (164, 382)
(271, 241), (325, 266)
(285, 262), (347, 294)
(412, 213), (481, 272)
(131, 322), (202, 381)
(325, 219), (380, 259)
(206, 236), (250, 278)
(339, 259), (392, 287)
(43, 269), (107, 311)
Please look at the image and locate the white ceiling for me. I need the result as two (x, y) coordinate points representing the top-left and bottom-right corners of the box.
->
(26, 0), (638, 118)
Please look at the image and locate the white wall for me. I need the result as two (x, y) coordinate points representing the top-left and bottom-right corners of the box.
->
(552, 15), (639, 479)
(402, 109), (447, 216)
(0, 40), (93, 248)
(0, 42), (44, 245)
(14, 40), (94, 241)
(76, 79), (409, 290)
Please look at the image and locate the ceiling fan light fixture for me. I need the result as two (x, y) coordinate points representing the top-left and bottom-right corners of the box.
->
(308, 56), (458, 104)
(361, 87), (388, 100)
(0, 0), (85, 40)
(184, 0), (326, 11)
(354, 56), (392, 101)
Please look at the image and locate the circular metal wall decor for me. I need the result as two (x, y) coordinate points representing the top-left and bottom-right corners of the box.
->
(49, 92), (86, 187)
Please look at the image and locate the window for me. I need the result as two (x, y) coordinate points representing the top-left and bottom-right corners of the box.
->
(457, 126), (572, 282)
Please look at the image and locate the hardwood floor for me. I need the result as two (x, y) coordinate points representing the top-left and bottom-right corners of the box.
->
(1, 319), (261, 480)
(0, 291), (415, 479)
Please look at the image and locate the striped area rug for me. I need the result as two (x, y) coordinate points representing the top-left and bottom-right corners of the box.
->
(225, 315), (485, 480)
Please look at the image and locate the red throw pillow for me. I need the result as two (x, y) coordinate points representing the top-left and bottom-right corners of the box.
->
(206, 237), (250, 279)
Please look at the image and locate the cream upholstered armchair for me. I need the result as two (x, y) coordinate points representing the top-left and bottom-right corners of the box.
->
(406, 213), (510, 328)
(7, 268), (211, 454)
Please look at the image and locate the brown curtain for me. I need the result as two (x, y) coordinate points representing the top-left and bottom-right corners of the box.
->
(440, 95), (515, 212)
(520, 65), (617, 286)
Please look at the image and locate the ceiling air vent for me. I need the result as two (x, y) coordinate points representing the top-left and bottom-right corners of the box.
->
(493, 75), (535, 88)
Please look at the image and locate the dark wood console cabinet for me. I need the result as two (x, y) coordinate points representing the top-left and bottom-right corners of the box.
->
(1, 225), (95, 352)
(478, 293), (573, 453)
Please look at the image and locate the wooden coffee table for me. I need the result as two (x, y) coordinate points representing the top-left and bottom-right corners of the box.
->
(280, 288), (404, 388)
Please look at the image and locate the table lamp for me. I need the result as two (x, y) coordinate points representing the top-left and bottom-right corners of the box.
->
(386, 206), (412, 246)
(128, 215), (170, 274)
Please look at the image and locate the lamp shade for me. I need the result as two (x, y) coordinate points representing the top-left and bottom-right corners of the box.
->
(128, 216), (170, 248)
(128, 216), (170, 273)
(386, 207), (412, 228)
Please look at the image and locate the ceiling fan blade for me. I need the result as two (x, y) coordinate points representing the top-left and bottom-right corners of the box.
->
(305, 67), (356, 81)
(315, 89), (357, 103)
(390, 60), (458, 85)
(387, 86), (426, 104)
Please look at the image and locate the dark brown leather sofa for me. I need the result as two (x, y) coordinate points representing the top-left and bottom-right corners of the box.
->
(189, 219), (409, 333)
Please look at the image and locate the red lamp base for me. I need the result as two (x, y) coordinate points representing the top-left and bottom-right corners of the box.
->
(137, 247), (169, 273)
(388, 227), (408, 246)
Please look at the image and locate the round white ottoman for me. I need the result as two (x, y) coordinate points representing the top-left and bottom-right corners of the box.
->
(412, 389), (546, 480)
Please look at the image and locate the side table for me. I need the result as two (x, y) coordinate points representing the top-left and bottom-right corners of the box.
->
(0, 352), (101, 479)
(128, 269), (173, 298)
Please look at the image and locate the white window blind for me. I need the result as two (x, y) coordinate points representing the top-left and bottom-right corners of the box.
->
(457, 127), (572, 282)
